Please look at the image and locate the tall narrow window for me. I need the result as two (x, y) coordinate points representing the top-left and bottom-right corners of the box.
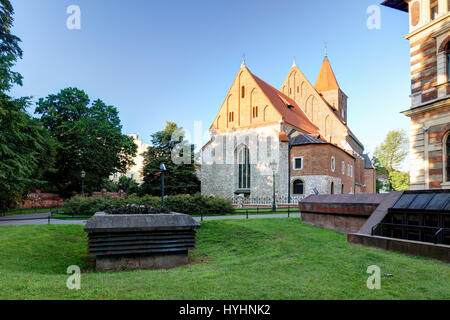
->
(252, 106), (258, 118)
(431, 0), (439, 20)
(229, 112), (234, 122)
(446, 133), (450, 182)
(341, 184), (344, 194)
(331, 156), (335, 172)
(241, 86), (245, 98)
(267, 136), (272, 158)
(293, 180), (304, 195)
(238, 147), (251, 189)
(446, 43), (450, 81)
(331, 182), (334, 194)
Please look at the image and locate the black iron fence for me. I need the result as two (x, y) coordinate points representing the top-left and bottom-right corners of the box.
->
(371, 222), (450, 245)
(230, 195), (305, 208)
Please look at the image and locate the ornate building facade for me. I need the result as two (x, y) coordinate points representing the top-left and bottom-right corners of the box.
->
(383, 0), (450, 189)
(201, 54), (376, 201)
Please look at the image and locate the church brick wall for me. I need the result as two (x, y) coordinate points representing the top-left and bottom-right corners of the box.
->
(290, 144), (355, 194)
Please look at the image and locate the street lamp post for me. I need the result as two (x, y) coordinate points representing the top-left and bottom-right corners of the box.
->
(81, 170), (86, 196)
(160, 163), (167, 207)
(269, 162), (277, 212)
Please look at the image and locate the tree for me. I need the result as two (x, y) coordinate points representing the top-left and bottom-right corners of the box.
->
(374, 130), (409, 173)
(0, 0), (55, 206)
(100, 176), (140, 194)
(35, 88), (137, 197)
(0, 0), (23, 92)
(389, 171), (410, 191)
(141, 122), (200, 196)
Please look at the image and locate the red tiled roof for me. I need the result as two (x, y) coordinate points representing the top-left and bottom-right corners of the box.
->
(248, 70), (320, 135)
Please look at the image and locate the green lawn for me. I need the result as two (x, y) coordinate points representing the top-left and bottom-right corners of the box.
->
(0, 219), (448, 300)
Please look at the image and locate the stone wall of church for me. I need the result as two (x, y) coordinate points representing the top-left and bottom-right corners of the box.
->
(290, 175), (343, 196)
(201, 125), (287, 199)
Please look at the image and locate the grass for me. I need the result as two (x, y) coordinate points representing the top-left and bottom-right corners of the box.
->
(0, 219), (448, 300)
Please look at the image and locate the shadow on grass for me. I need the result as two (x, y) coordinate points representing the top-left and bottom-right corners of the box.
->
(0, 225), (94, 275)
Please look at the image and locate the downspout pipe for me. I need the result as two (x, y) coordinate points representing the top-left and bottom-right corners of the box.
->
(287, 130), (296, 204)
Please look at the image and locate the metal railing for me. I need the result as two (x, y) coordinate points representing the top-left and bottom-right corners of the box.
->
(230, 195), (305, 207)
(371, 222), (450, 245)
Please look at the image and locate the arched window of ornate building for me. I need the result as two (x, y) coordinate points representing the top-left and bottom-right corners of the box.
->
(330, 182), (334, 194)
(293, 180), (304, 195)
(445, 131), (450, 182)
(237, 146), (251, 189)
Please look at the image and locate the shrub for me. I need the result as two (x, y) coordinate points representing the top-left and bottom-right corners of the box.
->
(63, 193), (232, 216)
(106, 205), (170, 215)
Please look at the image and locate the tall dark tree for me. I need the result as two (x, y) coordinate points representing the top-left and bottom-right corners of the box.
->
(141, 122), (200, 196)
(0, 0), (55, 206)
(35, 88), (137, 197)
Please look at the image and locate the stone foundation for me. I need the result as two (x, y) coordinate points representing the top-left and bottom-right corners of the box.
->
(96, 252), (189, 271)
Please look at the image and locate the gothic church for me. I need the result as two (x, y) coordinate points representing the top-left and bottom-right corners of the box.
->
(201, 53), (376, 202)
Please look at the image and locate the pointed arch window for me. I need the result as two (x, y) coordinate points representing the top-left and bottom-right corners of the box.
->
(331, 182), (335, 194)
(238, 146), (251, 189)
(241, 86), (245, 98)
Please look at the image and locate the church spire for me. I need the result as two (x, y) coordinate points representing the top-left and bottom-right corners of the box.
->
(241, 53), (246, 68)
(314, 51), (339, 92)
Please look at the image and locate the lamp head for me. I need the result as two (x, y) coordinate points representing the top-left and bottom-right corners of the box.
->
(81, 170), (86, 178)
(160, 163), (167, 171)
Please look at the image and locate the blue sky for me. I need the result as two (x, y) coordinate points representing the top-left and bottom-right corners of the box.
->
(10, 0), (410, 168)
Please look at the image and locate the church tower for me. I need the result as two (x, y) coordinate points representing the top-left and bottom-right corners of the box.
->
(314, 53), (348, 124)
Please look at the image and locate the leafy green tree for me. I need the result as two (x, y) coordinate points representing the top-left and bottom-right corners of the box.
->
(0, 0), (56, 206)
(374, 130), (409, 173)
(141, 122), (200, 196)
(117, 176), (140, 194)
(389, 171), (410, 191)
(0, 0), (23, 92)
(35, 88), (137, 197)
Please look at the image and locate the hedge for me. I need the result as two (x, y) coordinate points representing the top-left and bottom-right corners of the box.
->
(63, 193), (233, 216)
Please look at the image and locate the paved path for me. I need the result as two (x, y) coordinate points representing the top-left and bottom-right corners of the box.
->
(0, 213), (300, 226)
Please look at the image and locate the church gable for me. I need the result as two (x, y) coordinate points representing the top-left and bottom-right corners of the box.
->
(280, 61), (360, 153)
(211, 66), (283, 133)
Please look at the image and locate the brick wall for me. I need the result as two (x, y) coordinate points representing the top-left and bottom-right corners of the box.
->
(290, 144), (356, 193)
